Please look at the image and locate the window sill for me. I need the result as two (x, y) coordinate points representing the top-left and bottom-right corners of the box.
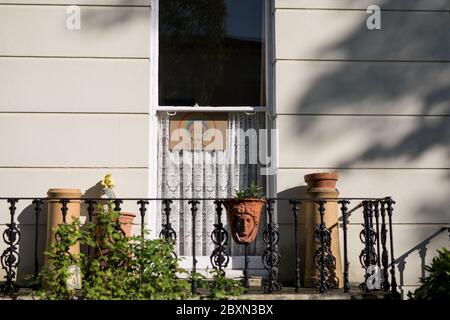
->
(156, 106), (268, 113)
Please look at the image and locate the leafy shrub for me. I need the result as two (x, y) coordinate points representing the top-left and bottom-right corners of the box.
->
(408, 247), (450, 300)
(32, 202), (189, 300)
(234, 183), (265, 199)
(84, 203), (191, 300)
(31, 201), (242, 300)
(206, 268), (245, 300)
(189, 269), (245, 300)
(32, 219), (86, 300)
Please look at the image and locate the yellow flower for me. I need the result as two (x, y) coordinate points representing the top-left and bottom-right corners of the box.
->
(101, 173), (116, 189)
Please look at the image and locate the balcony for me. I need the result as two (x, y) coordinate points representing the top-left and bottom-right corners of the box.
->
(0, 197), (400, 299)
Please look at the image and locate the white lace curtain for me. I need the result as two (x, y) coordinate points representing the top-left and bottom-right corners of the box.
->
(157, 112), (266, 257)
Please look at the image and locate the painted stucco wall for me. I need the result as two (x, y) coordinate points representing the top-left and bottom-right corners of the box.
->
(273, 0), (450, 297)
(0, 0), (449, 296)
(0, 0), (151, 283)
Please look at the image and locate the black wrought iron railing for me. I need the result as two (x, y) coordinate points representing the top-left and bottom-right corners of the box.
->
(0, 197), (399, 298)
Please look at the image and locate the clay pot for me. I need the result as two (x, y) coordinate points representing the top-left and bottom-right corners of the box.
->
(92, 212), (135, 261)
(118, 212), (136, 237)
(303, 172), (344, 289)
(45, 188), (82, 264)
(93, 212), (136, 238)
(223, 199), (265, 245)
(304, 172), (339, 189)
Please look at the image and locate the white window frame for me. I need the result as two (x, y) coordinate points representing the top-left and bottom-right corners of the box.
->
(154, 0), (272, 115)
(148, 0), (276, 266)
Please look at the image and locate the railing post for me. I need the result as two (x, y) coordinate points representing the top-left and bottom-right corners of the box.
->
(386, 198), (400, 298)
(360, 200), (377, 291)
(339, 200), (350, 293)
(85, 199), (96, 225)
(32, 199), (44, 286)
(373, 201), (381, 269)
(160, 199), (176, 242)
(113, 199), (123, 234)
(160, 199), (177, 258)
(380, 200), (390, 291)
(138, 200), (149, 239)
(313, 200), (336, 293)
(210, 200), (230, 272)
(188, 200), (200, 295)
(243, 244), (250, 288)
(367, 201), (379, 290)
(262, 199), (282, 293)
(85, 199), (96, 274)
(0, 199), (20, 295)
(137, 199), (149, 290)
(289, 200), (301, 292)
(59, 199), (69, 224)
(86, 200), (96, 224)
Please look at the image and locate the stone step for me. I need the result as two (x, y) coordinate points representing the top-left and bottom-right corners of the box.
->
(1, 280), (393, 300)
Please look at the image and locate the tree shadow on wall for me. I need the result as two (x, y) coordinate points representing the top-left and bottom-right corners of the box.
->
(15, 203), (47, 287)
(293, 2), (450, 166)
(394, 227), (449, 298)
(285, 0), (450, 290)
(82, 0), (150, 29)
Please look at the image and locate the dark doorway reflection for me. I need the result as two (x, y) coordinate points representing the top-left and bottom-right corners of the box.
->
(159, 0), (265, 106)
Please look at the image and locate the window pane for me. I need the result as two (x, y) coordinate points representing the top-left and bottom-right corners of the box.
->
(159, 0), (265, 106)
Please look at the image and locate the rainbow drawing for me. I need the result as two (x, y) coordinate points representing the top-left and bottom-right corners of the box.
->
(177, 112), (218, 133)
(169, 112), (228, 151)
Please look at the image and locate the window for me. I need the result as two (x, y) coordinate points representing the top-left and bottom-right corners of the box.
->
(156, 1), (268, 258)
(159, 0), (266, 106)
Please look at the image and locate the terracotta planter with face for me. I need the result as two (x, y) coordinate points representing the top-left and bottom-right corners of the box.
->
(223, 199), (266, 245)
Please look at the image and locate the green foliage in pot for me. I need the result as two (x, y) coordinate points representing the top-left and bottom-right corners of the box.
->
(408, 247), (450, 300)
(30, 201), (243, 300)
(190, 269), (245, 300)
(233, 183), (265, 199)
(32, 202), (190, 300)
(206, 268), (245, 300)
(82, 202), (191, 300)
(30, 219), (87, 300)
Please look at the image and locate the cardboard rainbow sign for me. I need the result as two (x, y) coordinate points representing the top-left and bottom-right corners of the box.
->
(169, 112), (228, 151)
(177, 113), (217, 133)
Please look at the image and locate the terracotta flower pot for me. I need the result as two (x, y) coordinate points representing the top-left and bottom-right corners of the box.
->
(92, 210), (136, 237)
(223, 199), (266, 245)
(118, 212), (136, 237)
(45, 188), (82, 265)
(304, 172), (339, 189)
(92, 211), (135, 258)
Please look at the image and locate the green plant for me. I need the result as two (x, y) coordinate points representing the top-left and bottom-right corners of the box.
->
(191, 268), (245, 300)
(408, 247), (450, 300)
(206, 268), (245, 300)
(32, 218), (87, 300)
(234, 182), (265, 199)
(30, 201), (243, 300)
(32, 202), (190, 300)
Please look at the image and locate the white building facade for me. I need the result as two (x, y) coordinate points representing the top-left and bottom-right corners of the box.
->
(0, 0), (449, 298)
